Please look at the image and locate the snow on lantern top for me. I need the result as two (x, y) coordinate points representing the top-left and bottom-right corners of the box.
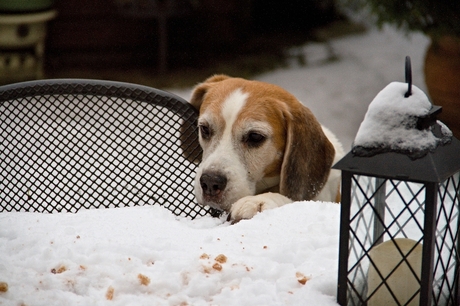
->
(333, 56), (460, 183)
(352, 81), (452, 159)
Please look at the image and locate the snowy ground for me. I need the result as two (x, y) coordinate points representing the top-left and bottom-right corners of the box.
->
(0, 26), (431, 305)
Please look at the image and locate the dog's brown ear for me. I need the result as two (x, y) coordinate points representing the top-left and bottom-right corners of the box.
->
(179, 111), (202, 164)
(279, 104), (335, 201)
(189, 74), (230, 110)
(180, 74), (231, 163)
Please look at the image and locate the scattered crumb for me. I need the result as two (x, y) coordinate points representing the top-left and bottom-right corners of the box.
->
(297, 277), (308, 285)
(214, 254), (227, 264)
(0, 282), (8, 293)
(212, 263), (222, 271)
(79, 265), (86, 271)
(106, 286), (114, 300)
(51, 266), (67, 274)
(181, 271), (190, 286)
(296, 272), (310, 285)
(138, 273), (150, 286)
(76, 235), (80, 239)
(202, 266), (212, 274)
(200, 253), (210, 260)
(263, 246), (268, 249)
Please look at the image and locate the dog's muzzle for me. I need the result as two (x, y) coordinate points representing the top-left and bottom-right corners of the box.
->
(199, 172), (227, 203)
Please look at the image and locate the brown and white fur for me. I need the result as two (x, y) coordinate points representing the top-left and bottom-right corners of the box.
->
(186, 75), (344, 222)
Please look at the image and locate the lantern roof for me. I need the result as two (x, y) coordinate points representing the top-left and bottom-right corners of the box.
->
(333, 134), (460, 183)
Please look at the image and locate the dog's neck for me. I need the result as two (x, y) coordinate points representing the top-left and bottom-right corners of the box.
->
(256, 176), (280, 194)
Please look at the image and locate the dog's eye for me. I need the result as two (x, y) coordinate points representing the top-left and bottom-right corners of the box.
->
(244, 132), (266, 147)
(199, 124), (212, 140)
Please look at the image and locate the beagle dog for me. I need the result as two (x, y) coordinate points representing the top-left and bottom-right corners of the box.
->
(183, 75), (344, 222)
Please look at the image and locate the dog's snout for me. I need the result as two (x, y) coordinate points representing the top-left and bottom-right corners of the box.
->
(200, 173), (227, 197)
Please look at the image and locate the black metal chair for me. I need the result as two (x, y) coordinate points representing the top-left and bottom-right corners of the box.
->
(0, 79), (218, 219)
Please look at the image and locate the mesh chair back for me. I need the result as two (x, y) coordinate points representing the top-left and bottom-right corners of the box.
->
(0, 79), (218, 219)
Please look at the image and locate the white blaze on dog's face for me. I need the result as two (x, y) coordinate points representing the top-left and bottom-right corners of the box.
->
(194, 82), (287, 212)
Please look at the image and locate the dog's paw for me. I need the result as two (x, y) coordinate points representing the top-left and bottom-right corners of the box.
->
(228, 193), (292, 223)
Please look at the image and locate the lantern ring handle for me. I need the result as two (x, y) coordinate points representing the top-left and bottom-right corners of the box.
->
(404, 56), (412, 98)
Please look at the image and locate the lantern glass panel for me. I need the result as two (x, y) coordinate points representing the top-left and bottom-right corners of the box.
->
(345, 173), (460, 306)
(433, 174), (460, 305)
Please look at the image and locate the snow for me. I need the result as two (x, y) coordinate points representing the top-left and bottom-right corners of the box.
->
(0, 203), (339, 305)
(352, 81), (453, 155)
(353, 81), (440, 152)
(0, 26), (433, 305)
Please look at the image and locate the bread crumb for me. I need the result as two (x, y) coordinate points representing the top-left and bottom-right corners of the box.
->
(200, 253), (209, 260)
(212, 263), (222, 271)
(203, 266), (212, 274)
(106, 286), (114, 300)
(51, 265), (67, 274)
(138, 273), (150, 286)
(214, 254), (227, 264)
(0, 282), (8, 293)
(296, 272), (310, 285)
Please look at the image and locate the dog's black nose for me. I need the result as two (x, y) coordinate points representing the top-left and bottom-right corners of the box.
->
(200, 173), (227, 197)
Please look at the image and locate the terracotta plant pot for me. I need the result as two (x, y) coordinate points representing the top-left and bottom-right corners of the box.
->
(424, 36), (460, 139)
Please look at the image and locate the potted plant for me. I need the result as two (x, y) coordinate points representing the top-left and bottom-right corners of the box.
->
(342, 0), (460, 138)
(0, 0), (55, 12)
(0, 0), (56, 83)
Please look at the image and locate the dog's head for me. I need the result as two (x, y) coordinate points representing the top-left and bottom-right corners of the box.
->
(186, 75), (335, 212)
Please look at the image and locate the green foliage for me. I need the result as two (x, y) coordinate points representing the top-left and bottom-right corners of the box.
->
(345, 0), (460, 37)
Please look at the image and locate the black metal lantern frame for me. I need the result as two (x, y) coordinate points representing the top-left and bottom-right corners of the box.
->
(335, 57), (460, 306)
(337, 170), (460, 305)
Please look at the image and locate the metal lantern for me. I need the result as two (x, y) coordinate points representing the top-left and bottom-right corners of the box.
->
(334, 58), (460, 305)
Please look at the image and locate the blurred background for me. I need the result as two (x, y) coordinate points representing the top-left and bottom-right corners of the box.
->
(1, 0), (459, 145)
(0, 0), (360, 87)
